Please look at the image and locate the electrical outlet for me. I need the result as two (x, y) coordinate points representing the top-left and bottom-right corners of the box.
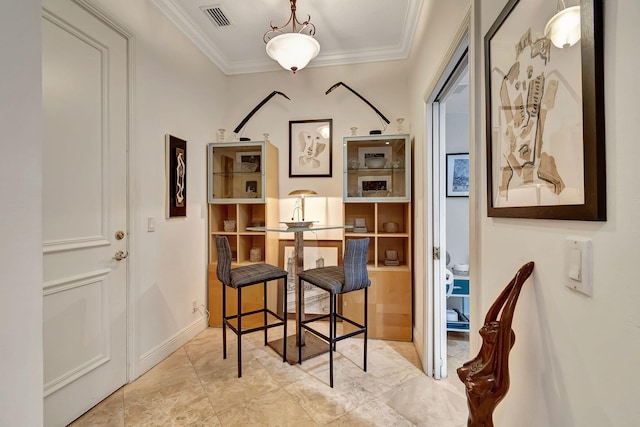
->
(192, 300), (197, 313)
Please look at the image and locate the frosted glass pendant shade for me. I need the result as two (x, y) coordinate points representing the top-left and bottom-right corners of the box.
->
(266, 33), (320, 73)
(544, 6), (581, 48)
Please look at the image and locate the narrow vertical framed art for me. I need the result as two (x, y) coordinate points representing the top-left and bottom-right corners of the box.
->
(485, 0), (605, 220)
(166, 134), (187, 218)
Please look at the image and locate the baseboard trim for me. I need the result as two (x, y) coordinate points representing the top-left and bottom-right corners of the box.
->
(134, 317), (208, 379)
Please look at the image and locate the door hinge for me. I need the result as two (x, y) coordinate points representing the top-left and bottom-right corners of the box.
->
(433, 247), (440, 260)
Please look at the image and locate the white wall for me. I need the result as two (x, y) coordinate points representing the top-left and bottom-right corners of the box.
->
(0, 1), (44, 425)
(225, 63), (410, 241)
(475, 0), (640, 425)
(90, 0), (227, 376)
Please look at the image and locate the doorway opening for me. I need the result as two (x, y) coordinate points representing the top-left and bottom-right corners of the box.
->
(441, 59), (471, 377)
(426, 34), (470, 379)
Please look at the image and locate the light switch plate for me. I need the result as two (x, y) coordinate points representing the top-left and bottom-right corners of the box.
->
(564, 237), (592, 296)
(147, 217), (155, 232)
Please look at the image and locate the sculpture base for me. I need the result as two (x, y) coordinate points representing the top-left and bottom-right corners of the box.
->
(267, 334), (328, 364)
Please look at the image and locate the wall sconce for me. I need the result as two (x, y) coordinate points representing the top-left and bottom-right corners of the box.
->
(545, 1), (581, 49)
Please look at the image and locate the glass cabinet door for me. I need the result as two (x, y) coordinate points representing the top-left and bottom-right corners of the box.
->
(343, 134), (410, 201)
(207, 141), (265, 203)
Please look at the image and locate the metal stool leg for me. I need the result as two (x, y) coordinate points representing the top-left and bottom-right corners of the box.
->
(263, 281), (268, 346)
(364, 286), (368, 372)
(298, 276), (303, 365)
(329, 291), (335, 387)
(332, 293), (337, 351)
(222, 283), (227, 360)
(283, 278), (287, 363)
(237, 287), (242, 378)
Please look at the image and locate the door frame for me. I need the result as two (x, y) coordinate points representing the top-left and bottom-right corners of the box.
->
(74, 0), (137, 380)
(423, 11), (471, 379)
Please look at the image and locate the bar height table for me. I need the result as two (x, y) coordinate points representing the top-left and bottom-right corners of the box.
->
(247, 224), (352, 363)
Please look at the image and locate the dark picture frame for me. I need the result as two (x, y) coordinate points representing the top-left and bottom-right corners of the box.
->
(447, 153), (470, 197)
(289, 119), (332, 177)
(166, 134), (187, 218)
(485, 0), (605, 220)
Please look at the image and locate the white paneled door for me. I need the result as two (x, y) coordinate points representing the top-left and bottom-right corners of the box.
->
(42, 1), (129, 425)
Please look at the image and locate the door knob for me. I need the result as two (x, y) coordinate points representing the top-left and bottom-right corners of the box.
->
(115, 230), (125, 240)
(113, 250), (129, 261)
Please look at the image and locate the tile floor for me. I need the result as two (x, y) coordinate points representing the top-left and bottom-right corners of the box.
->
(70, 324), (470, 426)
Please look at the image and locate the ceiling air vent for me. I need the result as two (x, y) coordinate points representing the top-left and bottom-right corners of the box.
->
(201, 5), (231, 27)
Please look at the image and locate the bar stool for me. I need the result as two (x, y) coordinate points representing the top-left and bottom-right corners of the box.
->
(297, 238), (371, 387)
(215, 235), (288, 378)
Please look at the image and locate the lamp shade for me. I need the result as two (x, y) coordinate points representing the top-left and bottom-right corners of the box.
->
(266, 33), (320, 73)
(288, 189), (317, 197)
(544, 5), (581, 48)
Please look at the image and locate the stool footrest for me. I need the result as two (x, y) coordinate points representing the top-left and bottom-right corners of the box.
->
(224, 308), (285, 335)
(300, 317), (366, 343)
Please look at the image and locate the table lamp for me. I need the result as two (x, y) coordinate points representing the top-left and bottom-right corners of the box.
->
(288, 189), (317, 221)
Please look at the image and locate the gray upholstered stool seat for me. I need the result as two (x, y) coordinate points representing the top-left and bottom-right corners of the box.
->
(228, 263), (288, 288)
(298, 266), (346, 293)
(297, 238), (371, 387)
(215, 236), (288, 378)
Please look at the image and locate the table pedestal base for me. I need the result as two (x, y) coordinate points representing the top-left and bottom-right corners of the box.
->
(267, 334), (328, 365)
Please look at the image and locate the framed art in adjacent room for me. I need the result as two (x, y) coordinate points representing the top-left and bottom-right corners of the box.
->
(447, 153), (470, 197)
(485, 0), (605, 220)
(166, 134), (187, 218)
(289, 119), (332, 177)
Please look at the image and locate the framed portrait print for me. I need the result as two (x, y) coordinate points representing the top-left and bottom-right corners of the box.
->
(289, 119), (332, 177)
(447, 153), (469, 197)
(485, 0), (605, 220)
(166, 134), (186, 218)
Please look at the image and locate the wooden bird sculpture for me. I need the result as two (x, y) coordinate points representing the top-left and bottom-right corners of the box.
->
(457, 261), (534, 427)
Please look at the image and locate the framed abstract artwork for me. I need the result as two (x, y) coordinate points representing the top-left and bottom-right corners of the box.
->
(485, 0), (605, 220)
(289, 119), (332, 177)
(447, 153), (469, 197)
(166, 134), (186, 218)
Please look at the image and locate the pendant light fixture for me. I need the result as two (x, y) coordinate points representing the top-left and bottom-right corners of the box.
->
(544, 1), (581, 49)
(264, 0), (320, 73)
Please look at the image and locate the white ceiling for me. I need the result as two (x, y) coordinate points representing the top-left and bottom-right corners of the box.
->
(152, 0), (424, 75)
